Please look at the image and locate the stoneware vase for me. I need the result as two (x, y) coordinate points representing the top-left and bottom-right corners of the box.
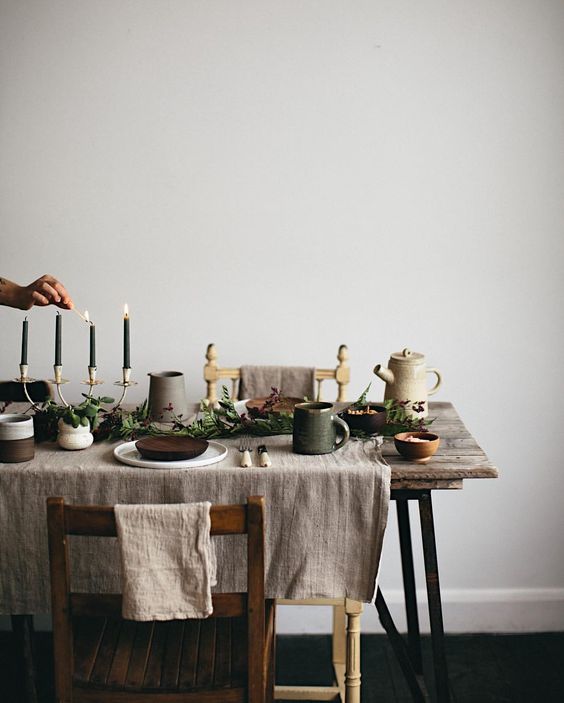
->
(57, 418), (94, 451)
(148, 371), (188, 423)
(0, 414), (35, 462)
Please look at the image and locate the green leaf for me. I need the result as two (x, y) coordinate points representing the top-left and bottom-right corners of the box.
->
(80, 416), (89, 427)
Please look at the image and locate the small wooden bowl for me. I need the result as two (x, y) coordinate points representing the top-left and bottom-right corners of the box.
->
(394, 432), (440, 463)
(341, 404), (387, 435)
(135, 437), (208, 462)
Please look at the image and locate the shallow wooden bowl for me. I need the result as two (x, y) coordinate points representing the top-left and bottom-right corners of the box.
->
(245, 397), (303, 415)
(394, 432), (440, 463)
(135, 436), (208, 462)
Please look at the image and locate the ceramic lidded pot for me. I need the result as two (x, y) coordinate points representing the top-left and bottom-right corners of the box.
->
(0, 414), (35, 462)
(57, 418), (94, 451)
(374, 348), (441, 418)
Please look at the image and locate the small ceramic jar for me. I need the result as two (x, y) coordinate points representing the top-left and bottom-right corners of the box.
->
(57, 418), (94, 451)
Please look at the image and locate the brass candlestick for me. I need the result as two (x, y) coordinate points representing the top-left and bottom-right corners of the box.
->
(14, 364), (42, 410)
(16, 363), (134, 411)
(81, 366), (104, 398)
(114, 367), (138, 408)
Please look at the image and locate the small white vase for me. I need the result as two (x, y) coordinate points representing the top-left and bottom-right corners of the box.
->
(57, 418), (94, 451)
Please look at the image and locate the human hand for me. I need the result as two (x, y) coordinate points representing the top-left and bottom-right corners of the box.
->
(19, 275), (73, 310)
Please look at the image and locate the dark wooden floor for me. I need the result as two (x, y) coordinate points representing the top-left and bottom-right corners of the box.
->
(2, 632), (564, 702)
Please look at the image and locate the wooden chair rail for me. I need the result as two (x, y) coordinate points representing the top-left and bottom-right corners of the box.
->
(63, 503), (248, 536)
(70, 593), (248, 619)
(203, 343), (350, 404)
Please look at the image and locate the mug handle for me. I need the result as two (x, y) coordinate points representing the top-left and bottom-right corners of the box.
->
(427, 368), (442, 396)
(333, 415), (350, 450)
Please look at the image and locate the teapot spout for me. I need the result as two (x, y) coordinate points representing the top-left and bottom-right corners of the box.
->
(373, 364), (395, 385)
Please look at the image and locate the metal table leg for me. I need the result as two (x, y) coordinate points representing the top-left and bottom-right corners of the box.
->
(418, 491), (450, 703)
(396, 497), (423, 674)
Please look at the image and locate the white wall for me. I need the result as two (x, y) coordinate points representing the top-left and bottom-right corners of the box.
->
(1, 0), (563, 633)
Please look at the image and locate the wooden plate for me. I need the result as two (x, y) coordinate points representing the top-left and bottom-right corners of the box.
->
(135, 436), (209, 462)
(245, 397), (303, 415)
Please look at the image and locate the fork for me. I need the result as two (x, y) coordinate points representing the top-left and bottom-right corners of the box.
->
(238, 435), (252, 468)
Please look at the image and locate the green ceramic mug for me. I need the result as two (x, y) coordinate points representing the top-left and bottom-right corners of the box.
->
(292, 402), (350, 455)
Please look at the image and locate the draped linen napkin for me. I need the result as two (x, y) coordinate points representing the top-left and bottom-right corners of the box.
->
(114, 502), (217, 621)
(238, 366), (315, 400)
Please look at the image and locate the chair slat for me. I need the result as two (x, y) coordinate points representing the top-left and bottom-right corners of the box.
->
(124, 622), (154, 689)
(178, 620), (200, 689)
(230, 617), (247, 687)
(160, 620), (185, 690)
(214, 618), (232, 687)
(196, 619), (216, 687)
(73, 616), (107, 683)
(143, 621), (169, 688)
(107, 619), (137, 689)
(90, 618), (122, 685)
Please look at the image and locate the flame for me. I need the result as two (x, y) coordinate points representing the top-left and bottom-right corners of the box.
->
(123, 303), (129, 319)
(84, 310), (90, 324)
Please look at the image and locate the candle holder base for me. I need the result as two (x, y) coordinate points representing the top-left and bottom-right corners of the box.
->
(114, 374), (138, 409)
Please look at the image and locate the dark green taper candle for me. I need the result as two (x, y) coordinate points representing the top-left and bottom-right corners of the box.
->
(123, 304), (130, 368)
(55, 313), (62, 366)
(20, 318), (28, 365)
(89, 323), (96, 367)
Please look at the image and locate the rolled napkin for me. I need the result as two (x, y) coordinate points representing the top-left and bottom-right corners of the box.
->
(238, 365), (315, 400)
(115, 502), (217, 621)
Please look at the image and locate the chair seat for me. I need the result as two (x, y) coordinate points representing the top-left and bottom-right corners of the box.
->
(73, 615), (247, 695)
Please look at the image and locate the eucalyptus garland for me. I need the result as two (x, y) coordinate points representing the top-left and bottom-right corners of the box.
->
(30, 385), (433, 443)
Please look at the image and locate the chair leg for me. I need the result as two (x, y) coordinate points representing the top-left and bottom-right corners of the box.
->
(11, 615), (39, 703)
(344, 599), (362, 703)
(332, 603), (346, 696)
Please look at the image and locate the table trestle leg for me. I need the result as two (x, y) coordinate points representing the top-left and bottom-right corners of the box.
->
(375, 588), (429, 702)
(419, 491), (451, 703)
(397, 497), (424, 674)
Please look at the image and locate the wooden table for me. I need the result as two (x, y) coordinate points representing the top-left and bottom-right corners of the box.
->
(376, 401), (498, 702)
(9, 401), (497, 703)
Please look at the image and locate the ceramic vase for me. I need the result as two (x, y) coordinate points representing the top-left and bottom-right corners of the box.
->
(57, 418), (94, 451)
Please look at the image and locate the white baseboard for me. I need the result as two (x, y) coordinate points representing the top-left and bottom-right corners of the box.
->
(276, 588), (564, 634)
(3, 588), (564, 633)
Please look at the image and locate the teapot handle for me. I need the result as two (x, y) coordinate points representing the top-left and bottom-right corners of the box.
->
(427, 368), (442, 396)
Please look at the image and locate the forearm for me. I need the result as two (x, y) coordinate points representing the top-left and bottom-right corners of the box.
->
(0, 277), (27, 309)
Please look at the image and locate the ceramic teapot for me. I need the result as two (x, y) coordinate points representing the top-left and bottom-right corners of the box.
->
(373, 348), (441, 418)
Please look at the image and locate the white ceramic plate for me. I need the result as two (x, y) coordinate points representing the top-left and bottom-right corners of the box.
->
(113, 440), (228, 469)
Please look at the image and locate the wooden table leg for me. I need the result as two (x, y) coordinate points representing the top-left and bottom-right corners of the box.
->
(396, 497), (423, 674)
(418, 491), (450, 703)
(11, 614), (39, 703)
(344, 599), (362, 703)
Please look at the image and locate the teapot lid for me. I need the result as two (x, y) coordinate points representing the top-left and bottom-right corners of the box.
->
(390, 348), (425, 363)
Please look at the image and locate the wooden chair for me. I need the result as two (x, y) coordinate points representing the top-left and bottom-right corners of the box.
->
(0, 380), (51, 403)
(203, 344), (360, 702)
(47, 496), (275, 703)
(203, 343), (350, 405)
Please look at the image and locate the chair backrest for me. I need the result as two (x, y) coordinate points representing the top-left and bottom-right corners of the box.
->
(203, 343), (350, 405)
(47, 496), (267, 702)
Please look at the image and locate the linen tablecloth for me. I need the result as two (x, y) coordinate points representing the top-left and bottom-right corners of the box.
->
(0, 434), (390, 614)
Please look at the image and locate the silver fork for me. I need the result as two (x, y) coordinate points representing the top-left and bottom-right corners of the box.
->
(238, 435), (252, 468)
